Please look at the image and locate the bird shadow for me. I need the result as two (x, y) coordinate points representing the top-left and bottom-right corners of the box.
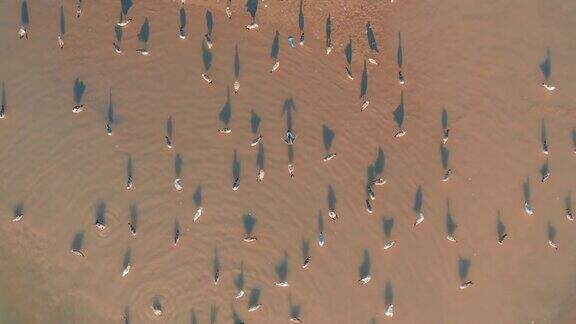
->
(397, 32), (403, 68)
(152, 297), (162, 314)
(497, 210), (506, 239)
(213, 248), (220, 279)
(235, 262), (244, 292)
(202, 41), (213, 72)
(359, 249), (371, 279)
(137, 17), (150, 44)
(345, 38), (353, 66)
(219, 87), (232, 126)
(539, 48), (551, 81)
(1, 82), (6, 107)
(572, 128), (576, 151)
(106, 89), (116, 124)
(566, 192), (572, 213)
(73, 78), (86, 104)
(122, 247), (131, 270)
(282, 98), (296, 131)
(289, 296), (301, 320)
(302, 239), (310, 260)
(288, 145), (295, 164)
(547, 222), (556, 242)
(366, 21), (378, 52)
(385, 281), (393, 305)
(360, 60), (368, 99)
(440, 144), (450, 170)
(541, 119), (547, 147)
(231, 306), (243, 324)
(458, 257), (470, 281)
(271, 31), (280, 60)
(121, 0), (133, 16)
(127, 156), (133, 180)
(193, 185), (202, 207)
(318, 211), (324, 233)
(393, 91), (404, 129)
(242, 213), (257, 236)
(327, 185), (336, 211)
(257, 143), (265, 170)
(96, 201), (106, 227)
(413, 185), (423, 213)
(523, 177), (531, 203)
(275, 251), (289, 283)
(234, 44), (240, 79)
(250, 110), (261, 134)
(246, 0), (259, 23)
(115, 24), (123, 42)
(540, 159), (549, 180)
(70, 230), (85, 252)
(129, 203), (138, 231)
(166, 116), (173, 139)
(232, 150), (241, 180)
(174, 153), (183, 178)
(382, 216), (394, 238)
(13, 202), (24, 219)
(325, 15), (332, 48)
(248, 288), (261, 309)
(190, 309), (197, 324)
(322, 124), (335, 153)
(179, 7), (187, 31)
(174, 219), (180, 242)
(299, 0), (305, 31)
(59, 6), (65, 35)
(374, 147), (385, 174)
(21, 1), (29, 26)
(441, 108), (448, 130)
(446, 200), (457, 237)
(210, 305), (217, 324)
(205, 10), (213, 36)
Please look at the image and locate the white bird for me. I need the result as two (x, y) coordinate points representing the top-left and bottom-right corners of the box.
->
(384, 304), (394, 317)
(323, 153), (337, 162)
(359, 275), (371, 285)
(193, 206), (203, 222)
(246, 23), (259, 30)
(383, 240), (396, 250)
(368, 58), (378, 65)
(218, 127), (231, 134)
(234, 80), (240, 93)
(235, 289), (244, 299)
(257, 169), (265, 181)
(136, 49), (150, 56)
(251, 135), (262, 147)
(414, 212), (424, 226)
(459, 281), (473, 289)
(201, 73), (213, 84)
(542, 83), (556, 91)
(271, 61), (280, 73)
(248, 304), (261, 312)
(174, 178), (183, 191)
(361, 100), (370, 111)
(122, 264), (131, 277)
(275, 281), (289, 287)
(394, 129), (406, 138)
(117, 18), (132, 27)
(524, 202), (534, 215)
(72, 104), (84, 113)
(328, 210), (338, 220)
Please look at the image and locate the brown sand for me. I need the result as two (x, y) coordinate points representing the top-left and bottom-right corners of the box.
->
(0, 0), (575, 323)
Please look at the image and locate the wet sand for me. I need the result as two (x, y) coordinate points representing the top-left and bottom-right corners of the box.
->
(0, 0), (575, 323)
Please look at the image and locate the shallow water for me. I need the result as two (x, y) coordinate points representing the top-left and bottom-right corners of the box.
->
(0, 0), (575, 323)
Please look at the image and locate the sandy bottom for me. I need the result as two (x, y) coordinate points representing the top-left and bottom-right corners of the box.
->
(0, 0), (575, 323)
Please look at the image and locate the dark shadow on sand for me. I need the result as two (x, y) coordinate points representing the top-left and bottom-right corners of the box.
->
(1, 82), (6, 107)
(385, 281), (393, 305)
(59, 6), (65, 35)
(235, 262), (245, 292)
(383, 216), (394, 238)
(440, 144), (450, 170)
(393, 91), (404, 129)
(248, 288), (261, 309)
(175, 153), (183, 178)
(541, 119), (547, 149)
(250, 110), (261, 134)
(275, 251), (289, 283)
(446, 200), (456, 237)
(540, 48), (551, 81)
(96, 201), (106, 227)
(107, 89), (115, 124)
(325, 15), (332, 48)
(318, 211), (324, 233)
(190, 309), (197, 324)
(366, 21), (378, 52)
(71, 230), (85, 252)
(232, 150), (241, 180)
(231, 306), (243, 324)
(360, 60), (368, 99)
(413, 185), (423, 213)
(566, 192), (573, 214)
(302, 239), (310, 260)
(219, 87), (232, 126)
(497, 210), (506, 239)
(194, 185), (202, 207)
(441, 108), (448, 130)
(73, 78), (86, 104)
(257, 143), (265, 170)
(121, 0), (133, 16)
(202, 41), (213, 71)
(138, 17), (150, 43)
(205, 10), (213, 36)
(322, 124), (335, 153)
(246, 0), (259, 23)
(234, 45), (240, 79)
(374, 147), (385, 175)
(271, 31), (280, 60)
(345, 39), (353, 66)
(210, 305), (217, 324)
(115, 24), (123, 42)
(523, 177), (531, 203)
(282, 98), (296, 131)
(327, 185), (336, 211)
(13, 203), (24, 219)
(127, 156), (133, 181)
(288, 145), (294, 164)
(572, 128), (576, 151)
(298, 0), (304, 31)
(397, 32), (403, 68)
(213, 248), (220, 279)
(359, 249), (371, 279)
(243, 213), (257, 236)
(122, 247), (131, 270)
(166, 116), (173, 139)
(540, 159), (549, 181)
(180, 7), (187, 31)
(547, 222), (556, 242)
(289, 296), (301, 320)
(21, 1), (29, 27)
(130, 203), (138, 231)
(458, 257), (470, 281)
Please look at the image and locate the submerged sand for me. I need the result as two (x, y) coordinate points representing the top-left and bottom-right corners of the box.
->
(0, 0), (575, 323)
